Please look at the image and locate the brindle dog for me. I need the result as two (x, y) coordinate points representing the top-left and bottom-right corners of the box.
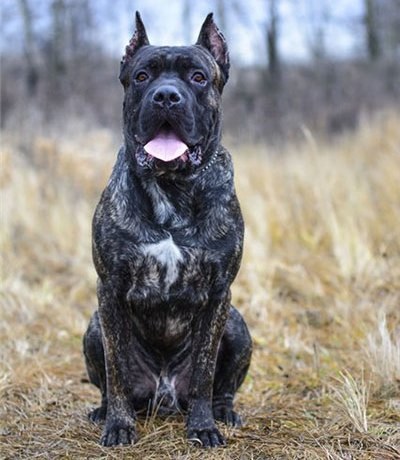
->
(83, 12), (252, 448)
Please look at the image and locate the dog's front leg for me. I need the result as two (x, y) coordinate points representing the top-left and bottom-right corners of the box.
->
(186, 291), (231, 448)
(97, 281), (137, 446)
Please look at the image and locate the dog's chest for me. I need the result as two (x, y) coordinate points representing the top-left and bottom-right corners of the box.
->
(124, 176), (214, 312)
(141, 236), (183, 288)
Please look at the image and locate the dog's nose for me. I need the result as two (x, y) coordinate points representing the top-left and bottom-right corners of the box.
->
(152, 85), (182, 108)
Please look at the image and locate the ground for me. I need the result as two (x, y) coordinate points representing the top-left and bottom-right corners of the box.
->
(1, 112), (399, 459)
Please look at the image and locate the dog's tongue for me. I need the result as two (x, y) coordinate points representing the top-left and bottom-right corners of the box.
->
(144, 129), (188, 162)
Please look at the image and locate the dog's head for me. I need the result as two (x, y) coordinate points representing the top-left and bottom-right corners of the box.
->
(119, 12), (229, 176)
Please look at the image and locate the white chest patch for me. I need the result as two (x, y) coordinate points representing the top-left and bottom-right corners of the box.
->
(142, 236), (183, 288)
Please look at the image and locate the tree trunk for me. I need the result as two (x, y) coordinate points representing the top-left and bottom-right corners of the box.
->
(216, 0), (227, 35)
(17, 0), (39, 96)
(266, 0), (280, 83)
(364, 0), (381, 60)
(182, 0), (192, 43)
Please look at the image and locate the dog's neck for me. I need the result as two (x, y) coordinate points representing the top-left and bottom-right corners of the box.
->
(111, 143), (222, 229)
(196, 147), (219, 173)
(142, 178), (187, 227)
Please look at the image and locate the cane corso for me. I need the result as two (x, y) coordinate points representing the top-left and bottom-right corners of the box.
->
(83, 12), (252, 448)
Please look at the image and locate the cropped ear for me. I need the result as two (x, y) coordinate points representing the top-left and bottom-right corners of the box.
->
(196, 13), (230, 85)
(119, 11), (150, 87)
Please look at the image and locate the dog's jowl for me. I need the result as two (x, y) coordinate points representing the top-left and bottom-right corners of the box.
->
(83, 12), (252, 448)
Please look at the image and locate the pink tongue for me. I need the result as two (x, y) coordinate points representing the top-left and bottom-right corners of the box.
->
(144, 129), (188, 162)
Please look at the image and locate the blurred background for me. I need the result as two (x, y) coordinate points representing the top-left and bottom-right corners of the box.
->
(1, 0), (400, 144)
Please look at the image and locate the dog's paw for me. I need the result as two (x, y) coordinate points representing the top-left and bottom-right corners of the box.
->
(100, 420), (137, 447)
(88, 406), (107, 424)
(188, 426), (226, 448)
(213, 406), (243, 427)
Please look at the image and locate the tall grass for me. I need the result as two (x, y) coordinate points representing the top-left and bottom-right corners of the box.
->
(365, 314), (400, 390)
(331, 370), (369, 433)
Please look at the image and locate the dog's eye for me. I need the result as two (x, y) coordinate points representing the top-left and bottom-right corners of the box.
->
(135, 71), (149, 83)
(191, 72), (207, 85)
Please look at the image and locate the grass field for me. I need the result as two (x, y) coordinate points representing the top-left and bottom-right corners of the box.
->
(1, 113), (399, 459)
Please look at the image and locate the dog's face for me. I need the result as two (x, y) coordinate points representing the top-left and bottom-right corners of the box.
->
(119, 13), (230, 176)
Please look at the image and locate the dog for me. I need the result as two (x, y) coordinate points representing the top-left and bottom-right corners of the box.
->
(83, 12), (252, 448)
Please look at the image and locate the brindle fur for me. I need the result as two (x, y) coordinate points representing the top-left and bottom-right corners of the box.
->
(83, 12), (252, 448)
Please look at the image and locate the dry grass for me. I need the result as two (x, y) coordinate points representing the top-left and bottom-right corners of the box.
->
(331, 370), (369, 434)
(1, 112), (400, 459)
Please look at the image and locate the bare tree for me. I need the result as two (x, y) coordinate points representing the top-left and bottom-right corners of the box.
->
(301, 0), (331, 61)
(215, 0), (227, 34)
(364, 0), (381, 60)
(379, 0), (400, 58)
(182, 0), (192, 43)
(17, 0), (39, 96)
(46, 0), (68, 101)
(266, 0), (280, 82)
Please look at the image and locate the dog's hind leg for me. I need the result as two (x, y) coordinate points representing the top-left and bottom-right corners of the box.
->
(212, 306), (252, 427)
(83, 311), (108, 423)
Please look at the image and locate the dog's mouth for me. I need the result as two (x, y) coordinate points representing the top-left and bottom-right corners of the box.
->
(144, 124), (189, 163)
(135, 123), (202, 172)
